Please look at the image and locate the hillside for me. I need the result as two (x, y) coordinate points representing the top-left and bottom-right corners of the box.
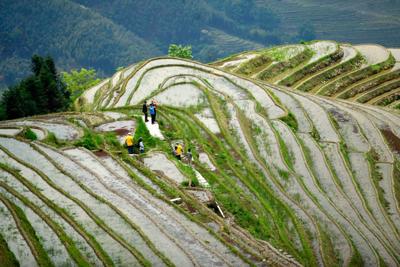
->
(2, 0), (400, 91)
(254, 0), (400, 46)
(0, 53), (399, 266)
(0, 0), (161, 90)
(214, 41), (400, 109)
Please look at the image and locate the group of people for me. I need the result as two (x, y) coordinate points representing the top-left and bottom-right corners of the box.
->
(124, 99), (157, 155)
(125, 99), (193, 165)
(124, 133), (144, 154)
(174, 143), (192, 165)
(143, 100), (157, 124)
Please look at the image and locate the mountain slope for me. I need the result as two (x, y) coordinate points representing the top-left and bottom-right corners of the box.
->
(255, 0), (400, 46)
(2, 0), (400, 91)
(0, 0), (161, 89)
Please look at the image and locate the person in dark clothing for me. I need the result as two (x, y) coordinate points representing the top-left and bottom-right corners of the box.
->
(186, 148), (193, 166)
(149, 102), (156, 124)
(142, 101), (148, 122)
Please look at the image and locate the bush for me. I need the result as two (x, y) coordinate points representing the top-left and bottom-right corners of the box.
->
(74, 130), (104, 150)
(168, 44), (193, 59)
(23, 127), (37, 141)
(62, 68), (101, 101)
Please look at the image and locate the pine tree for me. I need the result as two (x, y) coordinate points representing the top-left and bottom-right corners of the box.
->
(0, 55), (70, 120)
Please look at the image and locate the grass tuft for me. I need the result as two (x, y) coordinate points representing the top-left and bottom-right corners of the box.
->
(280, 112), (298, 132)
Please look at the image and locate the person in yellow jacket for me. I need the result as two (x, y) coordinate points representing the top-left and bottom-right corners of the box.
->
(125, 132), (134, 154)
(175, 143), (183, 160)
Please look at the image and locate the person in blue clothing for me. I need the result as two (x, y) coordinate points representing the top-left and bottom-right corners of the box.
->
(149, 100), (157, 124)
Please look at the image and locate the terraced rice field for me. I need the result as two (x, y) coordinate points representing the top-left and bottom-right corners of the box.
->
(214, 41), (400, 110)
(1, 50), (400, 266)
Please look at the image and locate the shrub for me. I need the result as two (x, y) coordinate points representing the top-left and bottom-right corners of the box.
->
(23, 127), (37, 140)
(74, 130), (103, 150)
(168, 44), (193, 59)
(61, 68), (101, 101)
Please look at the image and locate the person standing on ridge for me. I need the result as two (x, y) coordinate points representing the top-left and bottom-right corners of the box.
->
(149, 101), (157, 124)
(186, 148), (193, 166)
(125, 132), (134, 154)
(138, 137), (145, 154)
(142, 100), (148, 122)
(176, 143), (183, 160)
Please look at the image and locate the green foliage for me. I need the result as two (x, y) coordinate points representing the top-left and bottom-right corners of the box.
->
(23, 127), (37, 141)
(276, 132), (294, 171)
(280, 112), (298, 132)
(74, 130), (104, 150)
(134, 117), (157, 148)
(0, 55), (70, 120)
(168, 44), (193, 59)
(339, 141), (351, 166)
(278, 168), (290, 181)
(2, 0), (400, 90)
(0, 0), (161, 90)
(348, 243), (364, 267)
(0, 233), (20, 267)
(266, 48), (286, 61)
(43, 132), (63, 147)
(103, 132), (121, 148)
(311, 127), (321, 141)
(366, 150), (390, 209)
(318, 225), (340, 267)
(61, 68), (101, 100)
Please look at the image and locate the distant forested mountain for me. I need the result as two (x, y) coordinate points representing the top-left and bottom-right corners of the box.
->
(1, 0), (399, 90)
(0, 0), (161, 90)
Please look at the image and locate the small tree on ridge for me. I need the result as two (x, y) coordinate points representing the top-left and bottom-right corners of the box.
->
(168, 44), (193, 59)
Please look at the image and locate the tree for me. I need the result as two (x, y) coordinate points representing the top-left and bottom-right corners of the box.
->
(62, 68), (101, 100)
(168, 44), (193, 59)
(0, 55), (70, 120)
